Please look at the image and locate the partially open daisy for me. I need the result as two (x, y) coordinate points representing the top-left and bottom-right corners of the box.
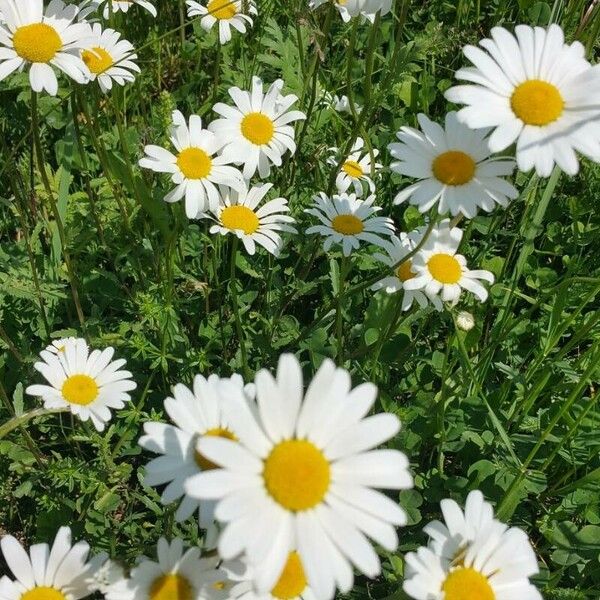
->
(140, 110), (244, 218)
(446, 24), (600, 176)
(25, 337), (136, 431)
(0, 527), (105, 600)
(139, 374), (253, 528)
(209, 77), (306, 179)
(81, 24), (139, 93)
(96, 0), (157, 19)
(403, 220), (494, 306)
(204, 183), (296, 256)
(104, 538), (228, 600)
(309, 0), (388, 23)
(305, 192), (395, 256)
(0, 0), (91, 95)
(403, 490), (542, 600)
(389, 112), (517, 218)
(328, 137), (381, 197)
(185, 354), (413, 600)
(371, 231), (442, 311)
(186, 0), (256, 45)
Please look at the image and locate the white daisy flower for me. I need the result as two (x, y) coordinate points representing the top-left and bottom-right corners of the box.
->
(445, 24), (600, 177)
(139, 374), (254, 527)
(45, 337), (83, 354)
(81, 24), (139, 93)
(309, 0), (383, 23)
(305, 192), (395, 256)
(96, 0), (157, 19)
(186, 0), (256, 45)
(0, 0), (91, 96)
(320, 92), (362, 115)
(139, 110), (245, 218)
(403, 220), (494, 306)
(0, 526), (105, 600)
(25, 337), (137, 432)
(104, 538), (228, 600)
(204, 183), (296, 256)
(371, 231), (441, 311)
(388, 112), (518, 218)
(209, 76), (306, 180)
(184, 354), (413, 600)
(403, 490), (542, 600)
(328, 137), (381, 197)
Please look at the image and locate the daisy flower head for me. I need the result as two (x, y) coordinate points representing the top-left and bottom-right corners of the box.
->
(305, 192), (395, 256)
(205, 183), (296, 256)
(209, 76), (306, 179)
(328, 137), (381, 197)
(139, 373), (254, 526)
(186, 0), (256, 45)
(25, 337), (137, 431)
(403, 220), (494, 306)
(389, 112), (518, 218)
(139, 110), (245, 218)
(81, 24), (139, 93)
(0, 526), (105, 600)
(403, 490), (542, 600)
(104, 538), (228, 600)
(184, 353), (413, 600)
(446, 24), (600, 177)
(371, 230), (442, 312)
(309, 0), (382, 23)
(0, 0), (92, 95)
(96, 0), (157, 19)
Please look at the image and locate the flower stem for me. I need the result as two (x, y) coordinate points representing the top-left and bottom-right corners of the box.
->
(335, 256), (350, 362)
(0, 407), (69, 440)
(230, 238), (250, 380)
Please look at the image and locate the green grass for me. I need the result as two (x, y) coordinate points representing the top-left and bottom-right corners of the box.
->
(1, 0), (600, 597)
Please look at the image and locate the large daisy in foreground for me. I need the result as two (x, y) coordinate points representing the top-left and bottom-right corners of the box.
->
(0, 0), (91, 95)
(446, 24), (600, 176)
(184, 354), (413, 600)
(389, 112), (518, 218)
(209, 77), (306, 179)
(139, 110), (244, 218)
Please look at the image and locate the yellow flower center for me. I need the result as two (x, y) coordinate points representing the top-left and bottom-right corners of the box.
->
(149, 574), (193, 600)
(212, 582), (227, 591)
(396, 259), (416, 282)
(342, 160), (363, 178)
(263, 440), (331, 511)
(176, 147), (212, 179)
(82, 46), (114, 74)
(13, 23), (62, 63)
(427, 253), (462, 284)
(241, 112), (275, 145)
(271, 552), (308, 600)
(432, 151), (476, 186)
(220, 205), (260, 234)
(21, 588), (66, 600)
(331, 214), (364, 235)
(207, 0), (238, 19)
(442, 567), (495, 600)
(194, 427), (237, 471)
(61, 374), (99, 406)
(510, 79), (564, 126)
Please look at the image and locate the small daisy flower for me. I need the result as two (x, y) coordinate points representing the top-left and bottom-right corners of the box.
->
(96, 0), (157, 19)
(45, 337), (82, 354)
(403, 220), (494, 306)
(403, 490), (542, 600)
(0, 526), (106, 600)
(389, 112), (518, 218)
(209, 76), (306, 180)
(81, 24), (139, 93)
(205, 183), (296, 256)
(371, 231), (441, 311)
(328, 137), (381, 197)
(446, 24), (600, 177)
(104, 538), (228, 600)
(140, 110), (245, 218)
(305, 192), (395, 256)
(456, 310), (475, 331)
(0, 0), (91, 96)
(184, 354), (413, 600)
(186, 0), (256, 45)
(139, 374), (253, 527)
(309, 0), (379, 23)
(25, 337), (137, 432)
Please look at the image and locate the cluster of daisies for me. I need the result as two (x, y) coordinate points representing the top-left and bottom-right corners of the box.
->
(17, 343), (542, 600)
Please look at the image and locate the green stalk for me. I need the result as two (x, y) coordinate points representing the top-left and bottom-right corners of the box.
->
(335, 256), (350, 362)
(0, 407), (69, 440)
(229, 238), (250, 380)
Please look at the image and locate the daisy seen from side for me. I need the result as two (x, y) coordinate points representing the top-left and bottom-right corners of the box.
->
(328, 137), (381, 197)
(96, 0), (157, 19)
(25, 337), (137, 431)
(186, 0), (256, 45)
